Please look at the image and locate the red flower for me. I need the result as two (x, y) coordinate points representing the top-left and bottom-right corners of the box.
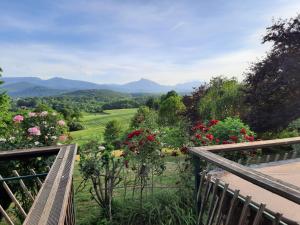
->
(206, 134), (214, 141)
(229, 135), (238, 142)
(171, 151), (178, 157)
(222, 141), (230, 144)
(192, 123), (206, 131)
(215, 138), (220, 143)
(195, 134), (202, 140)
(240, 128), (247, 135)
(146, 135), (155, 142)
(201, 140), (207, 145)
(209, 119), (219, 126)
(245, 135), (254, 142)
(124, 160), (129, 168)
(180, 147), (188, 154)
(127, 129), (142, 139)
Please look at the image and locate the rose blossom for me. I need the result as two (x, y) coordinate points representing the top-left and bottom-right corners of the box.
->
(28, 112), (37, 117)
(58, 135), (67, 142)
(28, 127), (41, 136)
(13, 115), (24, 123)
(40, 111), (48, 117)
(57, 120), (66, 126)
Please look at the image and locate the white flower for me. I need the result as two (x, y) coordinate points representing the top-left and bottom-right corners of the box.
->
(40, 111), (48, 117)
(9, 137), (16, 141)
(51, 136), (57, 140)
(98, 146), (105, 151)
(0, 138), (6, 142)
(34, 141), (39, 145)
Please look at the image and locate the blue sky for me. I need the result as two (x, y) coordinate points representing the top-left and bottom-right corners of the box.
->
(0, 0), (299, 84)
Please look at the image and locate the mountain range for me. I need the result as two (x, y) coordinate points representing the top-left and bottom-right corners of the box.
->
(1, 77), (202, 97)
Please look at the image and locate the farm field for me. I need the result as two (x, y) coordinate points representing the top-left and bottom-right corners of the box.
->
(70, 108), (137, 146)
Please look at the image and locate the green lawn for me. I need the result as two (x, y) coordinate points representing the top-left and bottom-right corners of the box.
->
(71, 108), (137, 146)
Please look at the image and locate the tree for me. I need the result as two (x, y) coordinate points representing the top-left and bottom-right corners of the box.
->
(130, 106), (158, 129)
(104, 120), (122, 147)
(0, 67), (10, 134)
(244, 14), (300, 132)
(198, 77), (243, 121)
(159, 91), (186, 125)
(183, 84), (207, 123)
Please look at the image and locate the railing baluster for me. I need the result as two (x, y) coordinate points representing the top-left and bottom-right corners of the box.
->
(215, 183), (229, 225)
(197, 174), (211, 225)
(206, 179), (220, 225)
(253, 204), (266, 225)
(238, 196), (252, 225)
(224, 189), (240, 225)
(0, 175), (27, 218)
(30, 169), (43, 188)
(0, 203), (15, 225)
(12, 170), (34, 202)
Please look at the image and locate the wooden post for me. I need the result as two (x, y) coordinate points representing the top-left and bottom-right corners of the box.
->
(193, 155), (201, 214)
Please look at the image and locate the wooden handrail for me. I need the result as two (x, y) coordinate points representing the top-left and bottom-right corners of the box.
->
(22, 144), (77, 225)
(189, 138), (300, 205)
(192, 136), (300, 153)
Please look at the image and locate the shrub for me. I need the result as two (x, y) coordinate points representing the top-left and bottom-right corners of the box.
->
(68, 121), (84, 131)
(130, 106), (158, 129)
(104, 120), (122, 147)
(123, 129), (165, 203)
(0, 111), (68, 150)
(79, 140), (124, 221)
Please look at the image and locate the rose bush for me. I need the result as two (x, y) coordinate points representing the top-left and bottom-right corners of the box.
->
(0, 111), (69, 150)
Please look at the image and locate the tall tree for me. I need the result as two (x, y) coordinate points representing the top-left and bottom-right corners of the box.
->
(0, 67), (10, 133)
(244, 15), (300, 132)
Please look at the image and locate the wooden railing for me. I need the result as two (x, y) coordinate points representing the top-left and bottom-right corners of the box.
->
(0, 144), (77, 225)
(189, 137), (300, 225)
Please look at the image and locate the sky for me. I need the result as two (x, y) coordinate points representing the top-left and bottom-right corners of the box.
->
(0, 0), (299, 85)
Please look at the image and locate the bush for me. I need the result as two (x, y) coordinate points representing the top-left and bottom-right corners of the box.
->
(0, 111), (68, 150)
(130, 106), (158, 129)
(104, 120), (122, 147)
(68, 121), (84, 131)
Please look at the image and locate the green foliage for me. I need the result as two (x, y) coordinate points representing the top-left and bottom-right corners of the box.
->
(68, 121), (85, 131)
(198, 77), (243, 120)
(209, 118), (255, 143)
(145, 97), (160, 110)
(130, 106), (158, 129)
(104, 120), (122, 147)
(159, 92), (186, 125)
(159, 121), (190, 149)
(0, 67), (11, 134)
(79, 140), (124, 221)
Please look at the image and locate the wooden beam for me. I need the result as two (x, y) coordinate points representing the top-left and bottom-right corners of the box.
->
(192, 137), (300, 153)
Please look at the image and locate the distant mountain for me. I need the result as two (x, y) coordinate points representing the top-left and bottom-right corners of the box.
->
(1, 82), (65, 97)
(2, 76), (203, 97)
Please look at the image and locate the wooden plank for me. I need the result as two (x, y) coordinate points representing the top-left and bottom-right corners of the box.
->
(206, 179), (219, 225)
(191, 137), (300, 153)
(0, 146), (61, 160)
(189, 148), (300, 204)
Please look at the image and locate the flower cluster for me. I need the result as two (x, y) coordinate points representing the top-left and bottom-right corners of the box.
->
(0, 111), (68, 150)
(191, 119), (255, 146)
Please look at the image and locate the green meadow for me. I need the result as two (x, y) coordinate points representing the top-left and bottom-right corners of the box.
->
(70, 108), (137, 146)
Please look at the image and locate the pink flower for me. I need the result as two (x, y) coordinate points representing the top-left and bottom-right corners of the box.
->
(57, 120), (66, 126)
(13, 115), (24, 123)
(40, 111), (48, 117)
(59, 135), (67, 142)
(28, 112), (37, 117)
(28, 127), (41, 136)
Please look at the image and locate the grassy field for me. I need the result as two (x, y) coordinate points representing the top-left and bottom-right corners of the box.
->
(71, 108), (137, 146)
